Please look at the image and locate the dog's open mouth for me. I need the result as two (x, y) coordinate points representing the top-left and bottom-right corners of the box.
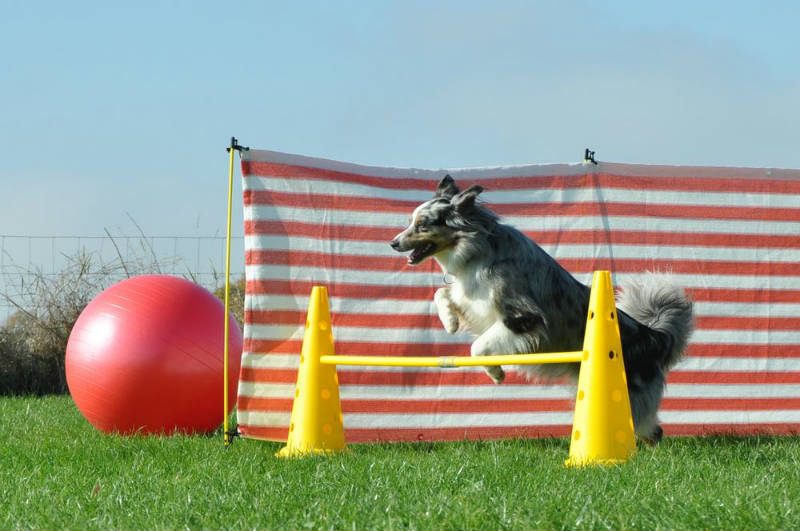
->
(407, 243), (436, 265)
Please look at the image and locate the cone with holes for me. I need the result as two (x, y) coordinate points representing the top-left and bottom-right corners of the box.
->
(565, 270), (637, 467)
(276, 286), (346, 457)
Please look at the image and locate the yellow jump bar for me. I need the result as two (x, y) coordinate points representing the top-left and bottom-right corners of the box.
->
(319, 351), (584, 368)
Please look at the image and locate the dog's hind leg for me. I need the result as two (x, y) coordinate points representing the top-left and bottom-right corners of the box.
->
(641, 425), (664, 446)
(470, 321), (535, 384)
(628, 373), (666, 445)
(434, 287), (460, 334)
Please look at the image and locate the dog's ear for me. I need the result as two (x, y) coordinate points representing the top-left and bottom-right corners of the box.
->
(452, 184), (483, 211)
(435, 174), (460, 199)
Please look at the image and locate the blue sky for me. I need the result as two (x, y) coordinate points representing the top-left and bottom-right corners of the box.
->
(1, 0), (799, 246)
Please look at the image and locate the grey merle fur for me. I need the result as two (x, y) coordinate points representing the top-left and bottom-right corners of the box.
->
(390, 175), (694, 443)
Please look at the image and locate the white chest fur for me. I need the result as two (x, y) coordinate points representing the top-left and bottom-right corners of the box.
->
(434, 249), (499, 335)
(448, 276), (498, 335)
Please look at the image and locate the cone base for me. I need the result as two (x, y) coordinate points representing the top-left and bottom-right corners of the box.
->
(276, 445), (347, 458)
(564, 455), (631, 468)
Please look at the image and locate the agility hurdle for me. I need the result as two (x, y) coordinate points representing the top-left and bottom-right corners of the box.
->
(276, 271), (636, 467)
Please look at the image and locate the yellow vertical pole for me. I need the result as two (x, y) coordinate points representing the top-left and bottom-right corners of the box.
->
(223, 137), (242, 447)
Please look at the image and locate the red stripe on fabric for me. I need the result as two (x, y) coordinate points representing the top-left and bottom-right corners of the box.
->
(592, 172), (800, 195)
(344, 426), (573, 442)
(536, 230), (800, 249)
(247, 309), (800, 332)
(224, 422), (800, 443)
(238, 397), (574, 414)
(246, 220), (394, 242)
(246, 220), (800, 250)
(246, 279), (436, 300)
(240, 367), (546, 386)
(237, 424), (287, 442)
(687, 288), (800, 304)
(245, 280), (800, 306)
(661, 398), (800, 410)
(242, 160), (800, 195)
(247, 249), (800, 277)
(244, 189), (412, 213)
(237, 396), (800, 415)
(664, 423), (800, 437)
(667, 371), (800, 384)
(238, 396), (293, 412)
(487, 201), (800, 223)
(241, 343), (800, 361)
(688, 344), (800, 358)
(239, 367), (298, 384)
(246, 309), (442, 329)
(243, 339), (470, 357)
(342, 399), (573, 413)
(236, 424), (574, 443)
(696, 316), (800, 331)
(243, 161), (440, 190)
(240, 343), (800, 361)
(240, 366), (800, 386)
(244, 189), (800, 223)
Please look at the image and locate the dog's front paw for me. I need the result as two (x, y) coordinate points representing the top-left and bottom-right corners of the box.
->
(434, 288), (460, 334)
(485, 366), (505, 385)
(439, 312), (459, 334)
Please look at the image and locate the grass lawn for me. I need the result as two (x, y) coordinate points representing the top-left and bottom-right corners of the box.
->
(2, 395), (799, 530)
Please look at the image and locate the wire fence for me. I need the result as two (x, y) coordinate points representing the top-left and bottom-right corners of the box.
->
(0, 234), (245, 323)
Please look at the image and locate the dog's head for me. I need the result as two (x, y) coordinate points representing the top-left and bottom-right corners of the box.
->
(389, 175), (488, 265)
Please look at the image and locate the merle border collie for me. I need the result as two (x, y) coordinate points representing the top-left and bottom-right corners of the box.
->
(390, 175), (694, 443)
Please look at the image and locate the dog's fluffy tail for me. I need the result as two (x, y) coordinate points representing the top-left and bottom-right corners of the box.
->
(617, 272), (694, 370)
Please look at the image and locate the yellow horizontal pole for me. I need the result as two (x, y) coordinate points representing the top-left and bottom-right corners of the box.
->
(319, 351), (584, 368)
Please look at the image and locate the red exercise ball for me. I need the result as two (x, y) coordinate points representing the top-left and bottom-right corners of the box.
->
(65, 275), (243, 435)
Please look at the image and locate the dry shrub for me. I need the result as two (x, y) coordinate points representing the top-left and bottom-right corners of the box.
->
(213, 276), (246, 328)
(1, 242), (245, 396)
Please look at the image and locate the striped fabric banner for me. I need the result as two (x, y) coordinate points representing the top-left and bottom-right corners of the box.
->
(236, 149), (800, 442)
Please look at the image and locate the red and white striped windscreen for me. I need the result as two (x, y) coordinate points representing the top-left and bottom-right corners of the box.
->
(237, 149), (800, 442)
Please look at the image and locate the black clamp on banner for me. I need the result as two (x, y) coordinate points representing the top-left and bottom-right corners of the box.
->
(584, 148), (598, 165)
(227, 137), (249, 153)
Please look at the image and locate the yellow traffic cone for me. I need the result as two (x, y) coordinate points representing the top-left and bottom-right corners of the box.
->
(565, 271), (637, 467)
(276, 286), (346, 457)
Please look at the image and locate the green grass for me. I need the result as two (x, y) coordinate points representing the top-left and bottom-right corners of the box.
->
(2, 396), (800, 530)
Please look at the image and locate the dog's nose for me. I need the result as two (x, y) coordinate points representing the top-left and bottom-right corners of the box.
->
(390, 239), (400, 250)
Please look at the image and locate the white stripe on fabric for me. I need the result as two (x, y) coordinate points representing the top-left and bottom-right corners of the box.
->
(245, 175), (800, 209)
(246, 204), (800, 237)
(238, 382), (575, 400)
(344, 412), (573, 428)
(245, 323), (800, 346)
(243, 149), (795, 181)
(664, 384), (800, 398)
(676, 357), (800, 372)
(659, 410), (800, 424)
(242, 353), (800, 373)
(239, 410), (800, 430)
(242, 150), (590, 179)
(694, 302), (800, 318)
(246, 235), (800, 263)
(237, 382), (800, 402)
(245, 295), (800, 320)
(246, 295), (437, 314)
(245, 265), (800, 291)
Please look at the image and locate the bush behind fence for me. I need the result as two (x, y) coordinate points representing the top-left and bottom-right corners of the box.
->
(0, 234), (245, 395)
